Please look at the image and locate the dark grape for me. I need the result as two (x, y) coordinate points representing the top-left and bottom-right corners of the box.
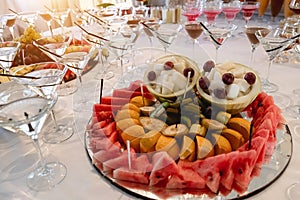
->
(222, 73), (234, 85)
(198, 76), (210, 90)
(164, 61), (174, 70)
(203, 60), (215, 72)
(244, 72), (256, 85)
(147, 71), (157, 81)
(213, 88), (226, 99)
(183, 67), (195, 78)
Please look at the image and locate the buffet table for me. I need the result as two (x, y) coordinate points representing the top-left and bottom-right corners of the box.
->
(1, 18), (300, 200)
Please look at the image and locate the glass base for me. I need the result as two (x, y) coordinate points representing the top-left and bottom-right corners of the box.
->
(42, 117), (74, 144)
(27, 162), (67, 191)
(285, 105), (300, 119)
(94, 71), (114, 80)
(287, 182), (300, 200)
(262, 79), (279, 93)
(271, 92), (292, 110)
(56, 83), (78, 96)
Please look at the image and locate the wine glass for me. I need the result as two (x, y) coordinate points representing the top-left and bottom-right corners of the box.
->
(182, 0), (204, 22)
(203, 0), (223, 24)
(0, 87), (66, 191)
(222, 0), (241, 25)
(289, 0), (300, 15)
(153, 23), (183, 55)
(11, 62), (74, 144)
(245, 24), (271, 64)
(184, 21), (204, 61)
(0, 41), (20, 74)
(201, 22), (237, 63)
(255, 27), (297, 93)
(241, 1), (260, 26)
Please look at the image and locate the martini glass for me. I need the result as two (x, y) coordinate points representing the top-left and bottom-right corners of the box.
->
(245, 24), (272, 64)
(19, 11), (37, 27)
(202, 22), (237, 63)
(153, 24), (183, 55)
(222, 0), (241, 25)
(33, 33), (75, 95)
(11, 62), (74, 144)
(203, 0), (223, 24)
(255, 27), (298, 93)
(0, 41), (20, 74)
(141, 19), (162, 63)
(3, 14), (17, 40)
(182, 0), (204, 22)
(38, 10), (54, 36)
(0, 87), (66, 191)
(184, 21), (204, 61)
(53, 9), (71, 33)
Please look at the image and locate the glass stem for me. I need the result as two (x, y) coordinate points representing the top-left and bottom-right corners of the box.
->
(8, 27), (14, 39)
(50, 110), (58, 130)
(250, 46), (255, 65)
(32, 137), (46, 168)
(193, 40), (195, 60)
(215, 48), (219, 63)
(265, 59), (272, 83)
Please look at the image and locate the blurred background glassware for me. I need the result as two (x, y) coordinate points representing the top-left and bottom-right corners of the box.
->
(241, 1), (260, 26)
(257, 0), (270, 19)
(255, 27), (298, 93)
(202, 22), (237, 63)
(270, 0), (284, 22)
(0, 41), (20, 74)
(182, 0), (204, 22)
(203, 0), (223, 24)
(0, 86), (67, 191)
(3, 14), (17, 40)
(289, 0), (300, 15)
(53, 9), (71, 33)
(18, 11), (37, 27)
(222, 0), (241, 25)
(38, 10), (54, 35)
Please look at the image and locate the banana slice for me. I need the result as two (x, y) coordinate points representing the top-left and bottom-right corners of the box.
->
(162, 124), (188, 137)
(139, 117), (168, 132)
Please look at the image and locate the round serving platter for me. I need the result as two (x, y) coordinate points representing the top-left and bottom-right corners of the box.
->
(83, 61), (293, 200)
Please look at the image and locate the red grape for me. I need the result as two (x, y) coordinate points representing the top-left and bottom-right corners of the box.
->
(213, 88), (226, 99)
(203, 60), (215, 72)
(198, 76), (210, 90)
(222, 73), (234, 85)
(147, 71), (157, 81)
(183, 67), (195, 78)
(244, 72), (256, 85)
(164, 61), (174, 70)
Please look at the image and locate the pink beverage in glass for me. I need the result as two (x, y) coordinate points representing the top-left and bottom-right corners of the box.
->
(242, 4), (259, 22)
(203, 9), (222, 24)
(183, 11), (202, 22)
(222, 7), (241, 22)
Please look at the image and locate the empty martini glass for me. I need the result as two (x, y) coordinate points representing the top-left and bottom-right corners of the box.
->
(153, 24), (183, 55)
(255, 27), (299, 93)
(12, 62), (74, 144)
(0, 87), (66, 191)
(0, 41), (20, 74)
(201, 22), (237, 63)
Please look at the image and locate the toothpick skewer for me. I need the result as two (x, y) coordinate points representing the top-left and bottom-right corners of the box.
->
(126, 140), (131, 169)
(140, 83), (145, 106)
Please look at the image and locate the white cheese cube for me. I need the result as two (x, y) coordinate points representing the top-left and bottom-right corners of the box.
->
(226, 84), (240, 99)
(172, 70), (187, 91)
(207, 68), (216, 81)
(238, 79), (251, 93)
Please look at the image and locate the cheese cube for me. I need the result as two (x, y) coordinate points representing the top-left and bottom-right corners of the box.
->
(238, 79), (251, 93)
(226, 84), (240, 99)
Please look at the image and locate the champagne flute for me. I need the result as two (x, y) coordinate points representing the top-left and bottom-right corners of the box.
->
(255, 27), (298, 93)
(0, 87), (66, 191)
(270, 0), (284, 22)
(0, 41), (20, 74)
(11, 62), (74, 144)
(203, 0), (223, 24)
(222, 0), (241, 25)
(184, 21), (204, 61)
(201, 22), (237, 63)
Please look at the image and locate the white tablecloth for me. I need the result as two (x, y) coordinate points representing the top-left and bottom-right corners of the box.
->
(1, 18), (300, 200)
